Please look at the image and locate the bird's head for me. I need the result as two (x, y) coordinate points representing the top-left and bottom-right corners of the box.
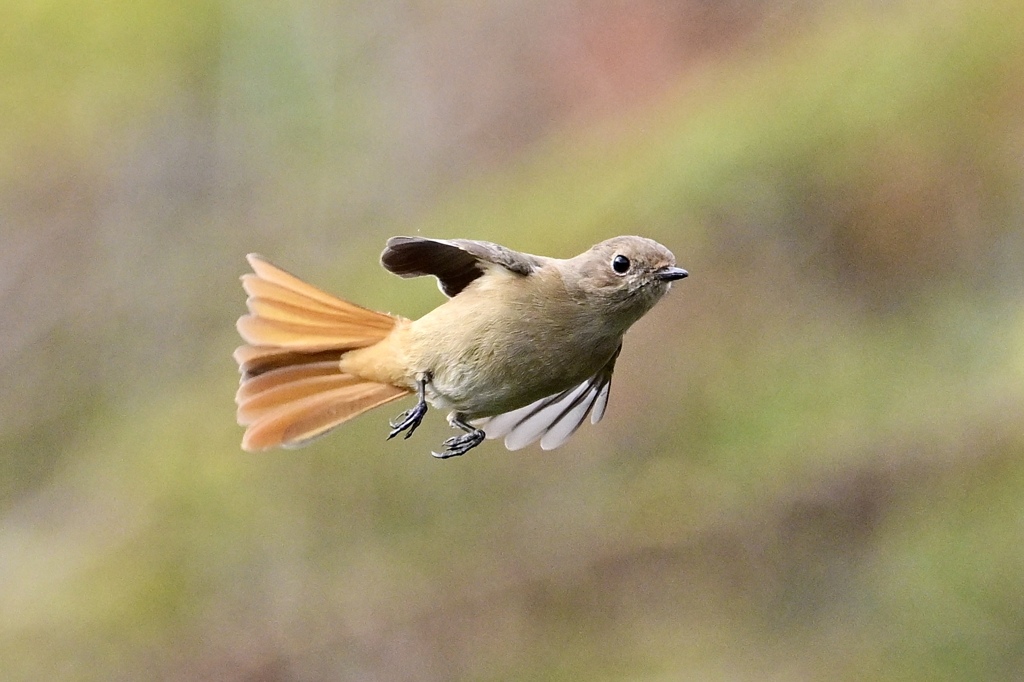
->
(564, 235), (687, 328)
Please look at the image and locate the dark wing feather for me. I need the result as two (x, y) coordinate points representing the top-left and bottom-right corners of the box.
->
(475, 345), (620, 451)
(380, 237), (540, 297)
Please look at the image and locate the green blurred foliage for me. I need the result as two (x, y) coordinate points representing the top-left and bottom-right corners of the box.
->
(1, 0), (220, 177)
(2, 0), (1023, 680)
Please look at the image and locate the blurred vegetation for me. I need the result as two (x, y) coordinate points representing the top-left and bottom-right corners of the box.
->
(2, 0), (1023, 680)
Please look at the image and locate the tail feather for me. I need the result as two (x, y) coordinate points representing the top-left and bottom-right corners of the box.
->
(237, 254), (399, 353)
(239, 368), (409, 451)
(234, 254), (411, 451)
(236, 362), (358, 422)
(241, 272), (396, 329)
(248, 253), (371, 310)
(234, 346), (343, 380)
(245, 291), (362, 327)
(272, 383), (407, 450)
(236, 360), (344, 403)
(237, 315), (391, 351)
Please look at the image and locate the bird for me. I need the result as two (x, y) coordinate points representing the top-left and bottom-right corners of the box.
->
(234, 235), (687, 458)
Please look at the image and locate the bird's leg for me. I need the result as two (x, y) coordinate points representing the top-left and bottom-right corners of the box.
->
(388, 373), (430, 440)
(432, 412), (486, 459)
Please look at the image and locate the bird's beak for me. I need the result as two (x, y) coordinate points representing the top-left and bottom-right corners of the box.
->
(654, 266), (688, 282)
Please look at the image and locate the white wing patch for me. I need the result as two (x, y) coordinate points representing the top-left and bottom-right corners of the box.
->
(476, 372), (613, 451)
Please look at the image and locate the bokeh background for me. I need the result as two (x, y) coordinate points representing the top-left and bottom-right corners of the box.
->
(4, 0), (1024, 679)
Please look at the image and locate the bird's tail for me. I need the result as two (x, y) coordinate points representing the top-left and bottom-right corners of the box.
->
(233, 254), (410, 451)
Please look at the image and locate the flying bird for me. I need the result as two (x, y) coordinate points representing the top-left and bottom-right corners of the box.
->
(234, 236), (687, 458)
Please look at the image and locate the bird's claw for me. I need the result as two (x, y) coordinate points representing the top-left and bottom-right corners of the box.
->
(387, 401), (427, 440)
(431, 429), (485, 459)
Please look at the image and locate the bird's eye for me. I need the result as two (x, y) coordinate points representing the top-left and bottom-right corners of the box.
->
(611, 254), (631, 275)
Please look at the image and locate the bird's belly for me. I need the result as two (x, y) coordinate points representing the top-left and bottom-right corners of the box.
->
(424, 333), (617, 418)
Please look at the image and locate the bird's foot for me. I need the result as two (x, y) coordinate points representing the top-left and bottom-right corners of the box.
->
(387, 402), (427, 440)
(387, 374), (430, 440)
(431, 413), (485, 459)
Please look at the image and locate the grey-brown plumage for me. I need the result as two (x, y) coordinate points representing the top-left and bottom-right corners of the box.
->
(235, 235), (687, 458)
(381, 237), (540, 296)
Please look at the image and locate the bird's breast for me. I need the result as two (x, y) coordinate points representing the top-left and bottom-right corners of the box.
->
(406, 286), (620, 417)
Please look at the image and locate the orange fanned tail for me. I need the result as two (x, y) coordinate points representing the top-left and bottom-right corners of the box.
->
(233, 254), (411, 450)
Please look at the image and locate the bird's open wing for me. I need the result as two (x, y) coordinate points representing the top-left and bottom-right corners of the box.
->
(380, 237), (541, 297)
(475, 345), (620, 451)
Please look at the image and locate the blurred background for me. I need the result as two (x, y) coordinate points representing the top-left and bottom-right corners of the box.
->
(3, 0), (1024, 679)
